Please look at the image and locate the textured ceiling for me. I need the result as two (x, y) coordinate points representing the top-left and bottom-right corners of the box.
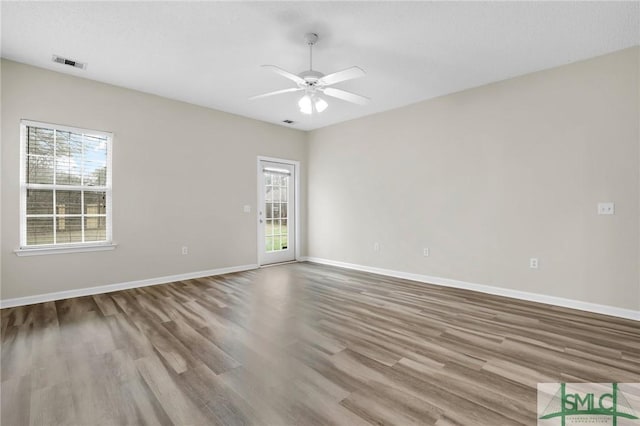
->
(2, 1), (639, 131)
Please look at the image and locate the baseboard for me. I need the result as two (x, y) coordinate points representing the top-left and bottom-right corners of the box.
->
(302, 257), (640, 321)
(0, 263), (258, 309)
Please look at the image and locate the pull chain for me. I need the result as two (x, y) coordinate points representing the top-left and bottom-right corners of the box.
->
(309, 43), (313, 70)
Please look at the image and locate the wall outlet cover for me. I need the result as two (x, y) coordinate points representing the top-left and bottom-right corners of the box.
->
(597, 202), (614, 215)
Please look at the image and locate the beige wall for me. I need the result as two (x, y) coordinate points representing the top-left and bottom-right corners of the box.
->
(1, 59), (307, 300)
(3, 48), (639, 312)
(308, 47), (640, 311)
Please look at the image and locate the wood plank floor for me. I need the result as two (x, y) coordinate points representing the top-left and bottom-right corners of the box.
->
(1, 262), (639, 425)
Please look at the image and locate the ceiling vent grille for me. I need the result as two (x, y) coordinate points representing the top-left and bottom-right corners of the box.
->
(52, 55), (86, 70)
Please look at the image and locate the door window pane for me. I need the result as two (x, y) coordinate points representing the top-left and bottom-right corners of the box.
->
(263, 168), (292, 255)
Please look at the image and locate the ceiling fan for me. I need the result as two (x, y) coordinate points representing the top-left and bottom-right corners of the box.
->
(250, 33), (370, 114)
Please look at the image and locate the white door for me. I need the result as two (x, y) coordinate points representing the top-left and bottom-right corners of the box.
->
(258, 160), (296, 265)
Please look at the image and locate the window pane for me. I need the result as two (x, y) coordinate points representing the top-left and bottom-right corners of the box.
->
(26, 217), (54, 245)
(265, 236), (274, 252)
(56, 217), (82, 243)
(70, 132), (83, 152)
(55, 131), (82, 185)
(265, 186), (273, 202)
(281, 219), (288, 235)
(55, 156), (82, 185)
(265, 202), (273, 219)
(84, 191), (106, 214)
(264, 174), (271, 185)
(280, 234), (288, 250)
(273, 219), (281, 236)
(266, 219), (273, 236)
(273, 203), (280, 218)
(82, 135), (107, 186)
(281, 203), (288, 219)
(55, 131), (79, 156)
(56, 190), (82, 215)
(83, 135), (108, 163)
(27, 127), (54, 156)
(83, 163), (107, 186)
(85, 216), (106, 242)
(27, 155), (54, 184)
(26, 190), (53, 214)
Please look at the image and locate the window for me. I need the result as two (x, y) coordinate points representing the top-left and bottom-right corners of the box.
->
(18, 120), (113, 253)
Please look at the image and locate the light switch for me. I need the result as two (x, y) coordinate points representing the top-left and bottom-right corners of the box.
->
(597, 202), (614, 215)
(243, 205), (251, 213)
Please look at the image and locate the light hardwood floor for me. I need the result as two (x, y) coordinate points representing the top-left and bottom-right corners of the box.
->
(1, 262), (639, 425)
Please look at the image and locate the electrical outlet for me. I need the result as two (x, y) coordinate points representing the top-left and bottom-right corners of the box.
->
(597, 202), (614, 215)
(530, 258), (538, 269)
(423, 248), (429, 257)
(373, 242), (380, 252)
(182, 246), (188, 255)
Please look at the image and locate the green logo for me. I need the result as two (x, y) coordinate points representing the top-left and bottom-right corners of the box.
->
(538, 383), (640, 426)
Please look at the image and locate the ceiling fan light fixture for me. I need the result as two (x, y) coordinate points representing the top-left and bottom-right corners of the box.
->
(298, 94), (313, 114)
(298, 94), (328, 114)
(315, 97), (328, 113)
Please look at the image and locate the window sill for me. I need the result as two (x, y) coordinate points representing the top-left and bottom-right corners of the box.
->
(14, 243), (117, 257)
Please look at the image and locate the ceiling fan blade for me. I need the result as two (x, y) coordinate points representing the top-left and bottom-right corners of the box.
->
(322, 87), (370, 105)
(262, 65), (306, 85)
(319, 66), (365, 86)
(249, 87), (303, 100)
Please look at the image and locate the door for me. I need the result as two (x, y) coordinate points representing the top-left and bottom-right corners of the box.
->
(258, 159), (296, 265)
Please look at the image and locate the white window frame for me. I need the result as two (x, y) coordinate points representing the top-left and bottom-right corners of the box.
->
(15, 120), (116, 256)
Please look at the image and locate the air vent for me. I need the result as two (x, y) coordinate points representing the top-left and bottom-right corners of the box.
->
(52, 55), (86, 70)
(282, 120), (295, 124)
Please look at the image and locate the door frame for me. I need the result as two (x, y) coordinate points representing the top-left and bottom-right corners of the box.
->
(256, 156), (301, 266)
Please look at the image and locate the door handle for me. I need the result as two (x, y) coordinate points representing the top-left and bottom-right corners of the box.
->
(259, 219), (263, 223)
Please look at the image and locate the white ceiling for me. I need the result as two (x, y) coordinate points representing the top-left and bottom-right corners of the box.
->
(2, 1), (639, 131)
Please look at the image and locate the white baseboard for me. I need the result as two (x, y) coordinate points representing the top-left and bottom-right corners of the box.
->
(0, 264), (258, 309)
(301, 256), (639, 321)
